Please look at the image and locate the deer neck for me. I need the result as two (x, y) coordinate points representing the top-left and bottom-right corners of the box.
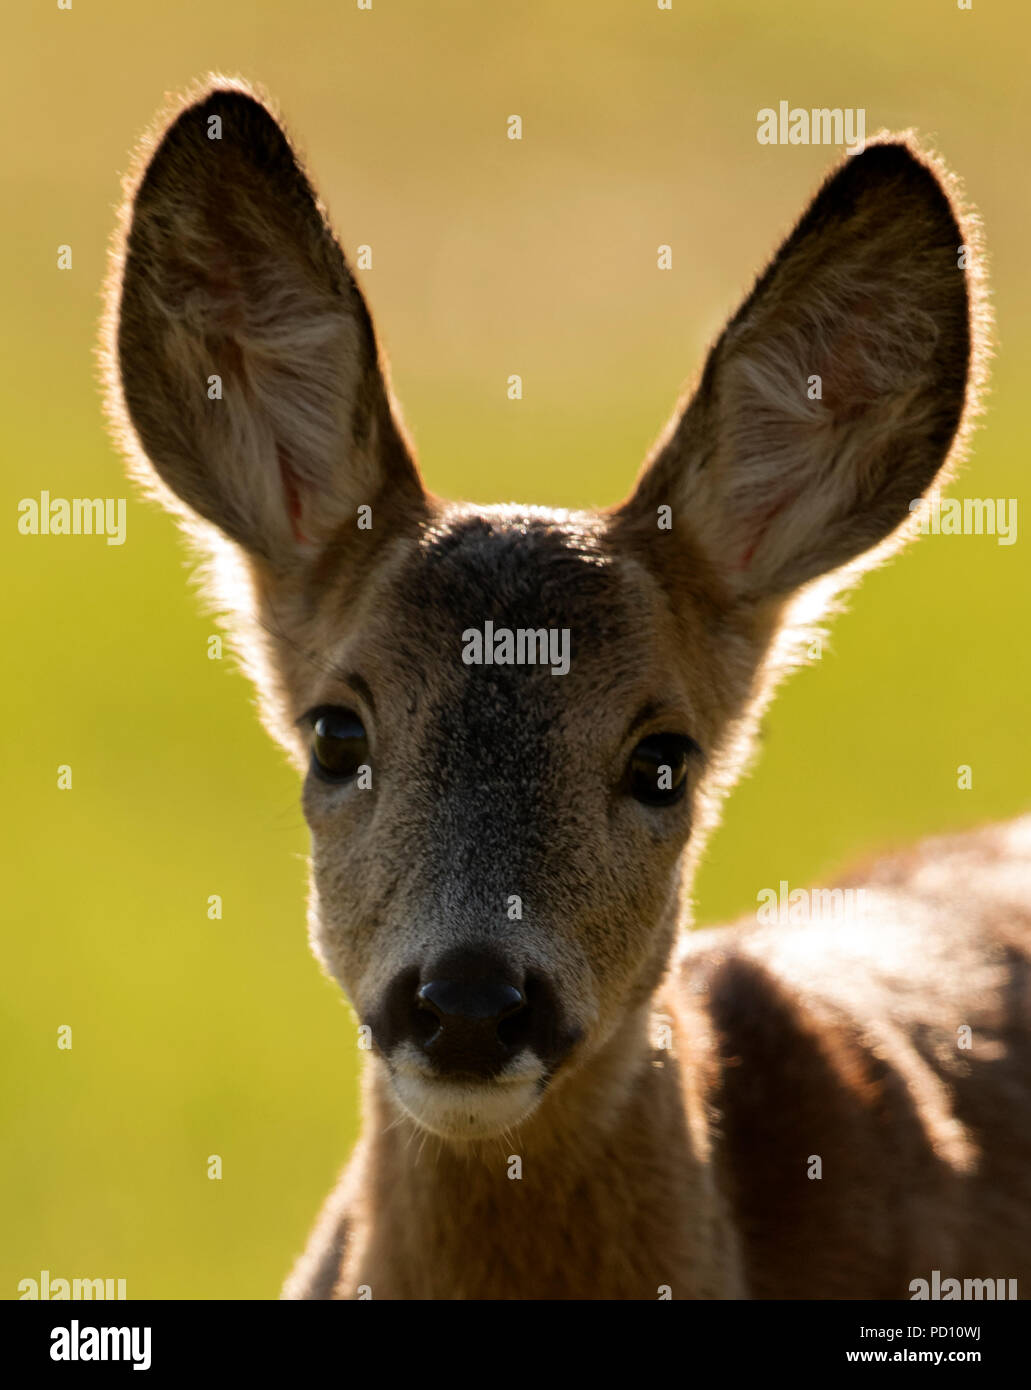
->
(343, 997), (744, 1299)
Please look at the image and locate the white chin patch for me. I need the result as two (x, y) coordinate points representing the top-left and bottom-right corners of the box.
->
(390, 1069), (543, 1140)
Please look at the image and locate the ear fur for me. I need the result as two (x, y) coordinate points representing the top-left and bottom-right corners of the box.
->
(617, 135), (989, 604)
(103, 76), (423, 571)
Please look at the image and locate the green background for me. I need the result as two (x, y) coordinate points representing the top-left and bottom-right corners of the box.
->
(2, 1), (1027, 1298)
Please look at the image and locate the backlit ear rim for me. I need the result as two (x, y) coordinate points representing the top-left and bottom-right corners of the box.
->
(103, 76), (422, 565)
(614, 134), (989, 603)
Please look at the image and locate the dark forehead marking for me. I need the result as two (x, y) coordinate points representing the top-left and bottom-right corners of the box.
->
(408, 512), (635, 635)
(385, 511), (664, 715)
(398, 513), (650, 897)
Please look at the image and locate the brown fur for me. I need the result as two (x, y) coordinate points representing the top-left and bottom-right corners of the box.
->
(102, 77), (1028, 1300)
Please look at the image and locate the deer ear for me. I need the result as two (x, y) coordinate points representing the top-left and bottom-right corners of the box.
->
(105, 80), (423, 566)
(618, 139), (984, 601)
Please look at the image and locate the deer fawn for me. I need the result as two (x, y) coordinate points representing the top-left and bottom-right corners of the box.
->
(104, 80), (1031, 1300)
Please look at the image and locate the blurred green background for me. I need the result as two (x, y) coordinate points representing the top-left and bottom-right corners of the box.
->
(2, 0), (1027, 1298)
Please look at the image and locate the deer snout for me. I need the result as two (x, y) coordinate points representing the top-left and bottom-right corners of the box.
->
(377, 948), (573, 1081)
(414, 976), (527, 1076)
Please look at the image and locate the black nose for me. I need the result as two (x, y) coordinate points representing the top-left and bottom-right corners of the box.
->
(373, 948), (577, 1079)
(372, 947), (578, 1079)
(413, 972), (528, 1077)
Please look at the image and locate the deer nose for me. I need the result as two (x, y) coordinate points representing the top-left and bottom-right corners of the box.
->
(412, 969), (529, 1078)
(373, 949), (575, 1079)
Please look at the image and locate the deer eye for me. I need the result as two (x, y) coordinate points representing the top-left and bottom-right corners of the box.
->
(309, 707), (368, 783)
(627, 734), (697, 807)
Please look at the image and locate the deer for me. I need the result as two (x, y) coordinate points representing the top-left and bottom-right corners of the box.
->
(103, 78), (1031, 1300)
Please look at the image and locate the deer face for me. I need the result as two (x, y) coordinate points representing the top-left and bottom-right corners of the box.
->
(283, 506), (752, 1138)
(107, 82), (976, 1141)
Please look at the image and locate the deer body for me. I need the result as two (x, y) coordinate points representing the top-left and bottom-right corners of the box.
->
(284, 817), (1031, 1300)
(104, 79), (1031, 1299)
